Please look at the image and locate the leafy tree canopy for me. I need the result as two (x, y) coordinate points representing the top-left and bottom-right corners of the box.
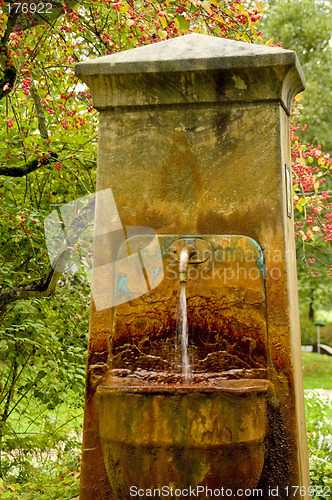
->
(262, 0), (332, 154)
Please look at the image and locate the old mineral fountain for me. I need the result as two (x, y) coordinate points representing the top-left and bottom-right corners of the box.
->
(75, 34), (311, 499)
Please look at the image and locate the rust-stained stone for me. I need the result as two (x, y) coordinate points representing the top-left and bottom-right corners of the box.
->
(76, 34), (310, 500)
(97, 379), (270, 499)
(110, 236), (268, 375)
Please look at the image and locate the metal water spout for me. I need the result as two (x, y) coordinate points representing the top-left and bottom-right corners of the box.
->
(179, 244), (195, 283)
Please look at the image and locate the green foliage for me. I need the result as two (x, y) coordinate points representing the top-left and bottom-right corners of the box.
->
(0, 283), (89, 479)
(305, 391), (332, 498)
(300, 317), (317, 345)
(262, 0), (332, 154)
(297, 268), (332, 329)
(0, 442), (81, 499)
(262, 2), (332, 300)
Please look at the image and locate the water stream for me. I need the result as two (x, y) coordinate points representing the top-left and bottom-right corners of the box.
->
(178, 285), (191, 381)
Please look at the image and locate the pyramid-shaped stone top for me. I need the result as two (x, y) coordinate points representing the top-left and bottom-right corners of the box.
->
(75, 34), (304, 113)
(75, 33), (304, 81)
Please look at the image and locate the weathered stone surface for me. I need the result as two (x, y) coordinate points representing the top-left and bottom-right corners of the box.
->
(111, 235), (268, 374)
(96, 105), (282, 236)
(97, 378), (270, 499)
(75, 34), (301, 75)
(77, 34), (310, 500)
(75, 34), (304, 113)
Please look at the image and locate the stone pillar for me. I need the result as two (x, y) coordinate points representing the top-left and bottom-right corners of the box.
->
(76, 34), (310, 499)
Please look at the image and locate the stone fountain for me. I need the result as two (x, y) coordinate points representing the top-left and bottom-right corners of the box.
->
(75, 34), (311, 499)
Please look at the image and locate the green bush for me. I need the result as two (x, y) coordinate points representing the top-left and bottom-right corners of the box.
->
(0, 401), (82, 499)
(300, 317), (317, 345)
(0, 441), (81, 499)
(305, 390), (332, 499)
(300, 316), (332, 348)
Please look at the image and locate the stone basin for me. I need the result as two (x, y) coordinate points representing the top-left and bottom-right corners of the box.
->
(97, 378), (272, 499)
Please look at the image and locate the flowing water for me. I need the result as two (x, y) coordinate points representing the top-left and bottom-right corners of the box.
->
(178, 284), (191, 381)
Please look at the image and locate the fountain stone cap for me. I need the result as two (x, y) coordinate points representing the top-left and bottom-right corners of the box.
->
(75, 33), (305, 113)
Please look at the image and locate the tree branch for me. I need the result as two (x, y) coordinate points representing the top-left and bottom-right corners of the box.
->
(0, 152), (58, 177)
(30, 81), (49, 141)
(0, 66), (17, 100)
(0, 8), (20, 100)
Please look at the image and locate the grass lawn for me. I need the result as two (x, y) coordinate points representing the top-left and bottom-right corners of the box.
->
(302, 351), (332, 390)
